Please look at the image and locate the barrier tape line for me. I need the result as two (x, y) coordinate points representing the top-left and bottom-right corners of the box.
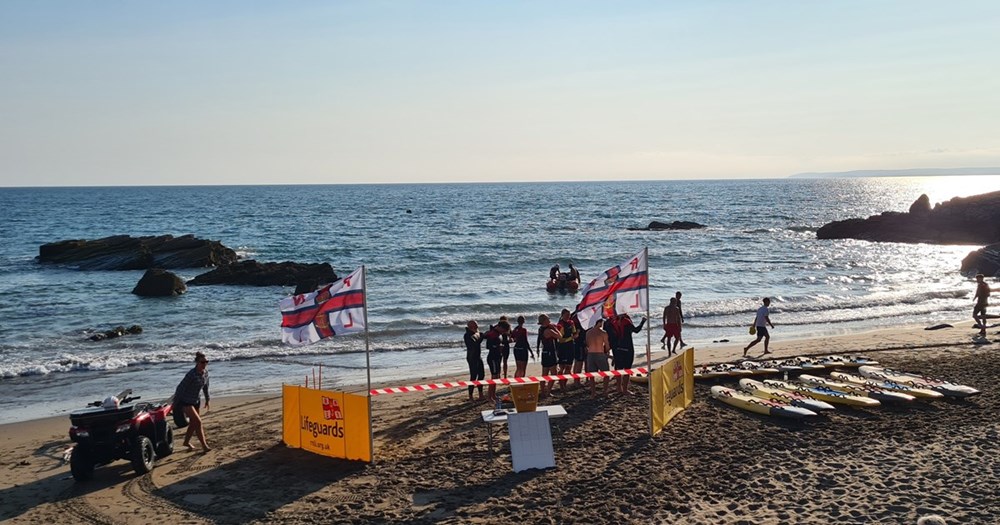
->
(369, 367), (649, 395)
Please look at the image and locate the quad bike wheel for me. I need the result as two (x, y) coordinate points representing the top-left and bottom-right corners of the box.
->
(130, 436), (155, 475)
(172, 403), (189, 428)
(155, 426), (174, 458)
(70, 446), (95, 482)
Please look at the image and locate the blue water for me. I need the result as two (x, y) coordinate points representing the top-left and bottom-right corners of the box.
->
(1, 177), (997, 423)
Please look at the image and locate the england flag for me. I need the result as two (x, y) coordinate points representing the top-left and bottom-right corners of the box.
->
(573, 249), (648, 330)
(279, 266), (366, 346)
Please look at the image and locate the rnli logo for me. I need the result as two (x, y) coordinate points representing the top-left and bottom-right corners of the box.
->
(672, 361), (684, 382)
(322, 397), (344, 421)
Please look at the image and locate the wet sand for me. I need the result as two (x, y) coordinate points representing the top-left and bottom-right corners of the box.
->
(1, 321), (997, 524)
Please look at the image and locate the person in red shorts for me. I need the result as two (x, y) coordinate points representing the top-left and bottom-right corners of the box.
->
(662, 297), (682, 356)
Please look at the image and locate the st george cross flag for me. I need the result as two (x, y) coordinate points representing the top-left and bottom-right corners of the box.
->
(279, 266), (366, 346)
(573, 249), (648, 330)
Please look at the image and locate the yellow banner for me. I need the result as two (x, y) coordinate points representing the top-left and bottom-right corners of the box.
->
(282, 385), (372, 462)
(650, 347), (695, 436)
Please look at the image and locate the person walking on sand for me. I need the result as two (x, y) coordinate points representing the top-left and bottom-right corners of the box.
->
(662, 298), (682, 356)
(744, 297), (774, 357)
(675, 291), (687, 348)
(174, 351), (211, 452)
(659, 293), (685, 348)
(585, 318), (612, 398)
(463, 321), (486, 402)
(511, 315), (534, 378)
(536, 314), (562, 398)
(974, 273), (991, 337)
(609, 313), (646, 395)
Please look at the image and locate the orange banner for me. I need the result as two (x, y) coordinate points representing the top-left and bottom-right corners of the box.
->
(282, 385), (372, 462)
(650, 347), (695, 436)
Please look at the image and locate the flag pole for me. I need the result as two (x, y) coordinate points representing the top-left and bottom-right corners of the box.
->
(362, 265), (374, 464)
(644, 246), (653, 436)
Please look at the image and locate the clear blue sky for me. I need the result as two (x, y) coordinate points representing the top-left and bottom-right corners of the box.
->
(2, 1), (999, 186)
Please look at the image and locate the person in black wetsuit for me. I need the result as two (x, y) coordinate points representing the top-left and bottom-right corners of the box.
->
(536, 314), (562, 398)
(610, 313), (646, 395)
(498, 316), (512, 378)
(464, 320), (486, 402)
(511, 316), (534, 378)
(484, 321), (510, 403)
(555, 309), (577, 393)
(571, 314), (587, 387)
(568, 263), (581, 285)
(549, 264), (560, 284)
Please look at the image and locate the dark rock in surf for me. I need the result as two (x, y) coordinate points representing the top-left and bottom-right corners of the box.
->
(132, 268), (187, 296)
(816, 191), (1000, 244)
(187, 260), (337, 287)
(629, 221), (706, 231)
(90, 325), (142, 342)
(961, 243), (1000, 277)
(38, 235), (238, 270)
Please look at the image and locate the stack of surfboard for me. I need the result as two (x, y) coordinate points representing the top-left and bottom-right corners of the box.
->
(798, 374), (918, 403)
(818, 355), (880, 368)
(694, 354), (874, 379)
(738, 379), (835, 412)
(710, 363), (979, 418)
(710, 386), (817, 419)
(856, 366), (980, 398)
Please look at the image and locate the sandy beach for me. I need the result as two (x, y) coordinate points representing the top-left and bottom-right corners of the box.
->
(2, 320), (997, 524)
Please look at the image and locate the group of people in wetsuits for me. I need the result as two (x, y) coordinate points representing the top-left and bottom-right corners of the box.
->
(463, 307), (646, 403)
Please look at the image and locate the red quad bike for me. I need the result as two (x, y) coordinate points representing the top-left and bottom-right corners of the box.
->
(68, 388), (174, 482)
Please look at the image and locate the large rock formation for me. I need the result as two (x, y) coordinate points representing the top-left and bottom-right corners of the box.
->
(961, 243), (1000, 277)
(187, 260), (337, 288)
(628, 220), (706, 231)
(38, 235), (238, 270)
(816, 191), (1000, 244)
(132, 269), (187, 296)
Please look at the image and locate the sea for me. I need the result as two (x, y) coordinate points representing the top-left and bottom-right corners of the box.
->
(1, 176), (998, 424)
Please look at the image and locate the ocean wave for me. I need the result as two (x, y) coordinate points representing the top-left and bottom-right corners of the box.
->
(686, 289), (968, 319)
(0, 336), (467, 380)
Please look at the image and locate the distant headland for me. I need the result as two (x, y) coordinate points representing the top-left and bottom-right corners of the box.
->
(789, 167), (1000, 179)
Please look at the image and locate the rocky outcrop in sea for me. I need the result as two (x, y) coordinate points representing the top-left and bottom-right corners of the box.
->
(961, 243), (1000, 277)
(816, 191), (1000, 245)
(628, 220), (706, 231)
(186, 260), (337, 288)
(38, 234), (237, 270)
(132, 268), (188, 296)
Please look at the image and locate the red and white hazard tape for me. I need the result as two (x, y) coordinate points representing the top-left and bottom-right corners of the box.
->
(369, 367), (648, 396)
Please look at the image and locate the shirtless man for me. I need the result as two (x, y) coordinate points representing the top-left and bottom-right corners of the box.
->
(585, 318), (612, 398)
(662, 297), (682, 355)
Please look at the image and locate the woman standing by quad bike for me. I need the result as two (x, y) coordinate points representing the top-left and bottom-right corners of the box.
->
(173, 351), (211, 452)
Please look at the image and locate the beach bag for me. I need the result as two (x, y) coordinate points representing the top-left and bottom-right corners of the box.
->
(749, 325), (757, 335)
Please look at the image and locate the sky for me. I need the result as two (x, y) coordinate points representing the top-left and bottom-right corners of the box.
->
(1, 1), (999, 186)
